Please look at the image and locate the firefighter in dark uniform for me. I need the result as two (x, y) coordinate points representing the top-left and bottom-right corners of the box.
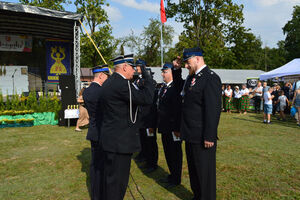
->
(82, 65), (111, 200)
(177, 48), (222, 200)
(143, 85), (159, 173)
(133, 59), (148, 163)
(99, 54), (154, 200)
(157, 62), (183, 188)
(135, 59), (159, 172)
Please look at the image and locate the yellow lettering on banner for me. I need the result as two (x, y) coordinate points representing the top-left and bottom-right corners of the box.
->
(48, 76), (59, 80)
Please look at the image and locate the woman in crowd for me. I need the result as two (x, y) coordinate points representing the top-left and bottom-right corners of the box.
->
(233, 86), (241, 113)
(240, 84), (250, 114)
(224, 85), (233, 113)
(75, 87), (89, 132)
(221, 84), (225, 111)
(292, 87), (300, 126)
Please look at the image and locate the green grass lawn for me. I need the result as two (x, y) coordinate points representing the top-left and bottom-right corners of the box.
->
(0, 113), (299, 200)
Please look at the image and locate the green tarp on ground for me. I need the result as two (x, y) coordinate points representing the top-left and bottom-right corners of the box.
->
(0, 112), (58, 125)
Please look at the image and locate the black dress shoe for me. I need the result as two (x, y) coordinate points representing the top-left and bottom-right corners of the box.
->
(159, 177), (170, 183)
(144, 166), (157, 173)
(134, 156), (146, 163)
(165, 182), (180, 188)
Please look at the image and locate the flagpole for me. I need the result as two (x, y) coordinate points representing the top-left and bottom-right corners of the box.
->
(161, 22), (164, 68)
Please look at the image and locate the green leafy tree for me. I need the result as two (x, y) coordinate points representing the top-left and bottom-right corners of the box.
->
(75, 0), (117, 67)
(11, 94), (21, 111)
(165, 1), (243, 46)
(118, 30), (143, 56)
(27, 91), (38, 111)
(230, 28), (263, 69)
(283, 5), (300, 61)
(263, 41), (287, 71)
(165, 0), (263, 69)
(141, 18), (174, 66)
(5, 91), (12, 110)
(19, 0), (70, 11)
(0, 92), (5, 111)
(38, 94), (48, 113)
(118, 18), (174, 66)
(48, 90), (61, 119)
(19, 92), (28, 110)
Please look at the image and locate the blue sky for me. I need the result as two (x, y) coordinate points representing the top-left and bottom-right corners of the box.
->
(4, 0), (300, 48)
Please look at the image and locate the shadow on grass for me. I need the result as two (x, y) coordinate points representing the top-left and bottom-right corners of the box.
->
(232, 112), (299, 129)
(77, 147), (91, 199)
(248, 113), (299, 129)
(134, 159), (193, 200)
(232, 116), (262, 124)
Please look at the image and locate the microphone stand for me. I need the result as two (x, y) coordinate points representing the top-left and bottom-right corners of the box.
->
(12, 69), (17, 95)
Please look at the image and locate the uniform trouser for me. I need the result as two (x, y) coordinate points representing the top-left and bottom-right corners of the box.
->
(185, 142), (216, 200)
(102, 151), (132, 200)
(90, 141), (104, 200)
(138, 128), (147, 159)
(145, 128), (158, 168)
(254, 96), (261, 113)
(161, 131), (182, 184)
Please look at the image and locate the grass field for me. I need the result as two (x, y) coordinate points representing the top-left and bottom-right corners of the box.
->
(0, 113), (299, 200)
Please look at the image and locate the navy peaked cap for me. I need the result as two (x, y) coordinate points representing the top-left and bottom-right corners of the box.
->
(136, 59), (146, 66)
(110, 54), (135, 66)
(92, 64), (111, 75)
(183, 47), (203, 61)
(161, 62), (173, 70)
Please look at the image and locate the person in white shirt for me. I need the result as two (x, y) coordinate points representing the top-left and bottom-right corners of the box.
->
(277, 90), (289, 121)
(253, 81), (263, 113)
(240, 84), (250, 114)
(263, 87), (274, 124)
(221, 85), (225, 111)
(233, 86), (241, 113)
(224, 85), (233, 113)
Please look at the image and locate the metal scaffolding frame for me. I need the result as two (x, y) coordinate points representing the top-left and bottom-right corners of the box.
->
(73, 21), (81, 97)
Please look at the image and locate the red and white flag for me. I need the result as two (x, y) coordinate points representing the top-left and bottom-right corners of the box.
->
(160, 0), (167, 23)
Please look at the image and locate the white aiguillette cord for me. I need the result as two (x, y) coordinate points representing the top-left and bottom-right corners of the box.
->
(128, 80), (139, 124)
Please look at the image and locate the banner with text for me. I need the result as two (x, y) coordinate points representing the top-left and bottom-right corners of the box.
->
(46, 40), (71, 84)
(0, 35), (32, 52)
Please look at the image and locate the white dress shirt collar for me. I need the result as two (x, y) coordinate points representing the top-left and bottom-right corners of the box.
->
(195, 65), (207, 75)
(165, 80), (173, 87)
(92, 81), (101, 86)
(116, 72), (126, 79)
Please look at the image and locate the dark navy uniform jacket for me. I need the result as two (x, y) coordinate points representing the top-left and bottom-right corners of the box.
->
(157, 69), (183, 133)
(180, 66), (222, 143)
(82, 82), (103, 141)
(99, 72), (155, 154)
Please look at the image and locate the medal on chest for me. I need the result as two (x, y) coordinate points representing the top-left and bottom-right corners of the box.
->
(190, 77), (196, 87)
(189, 72), (202, 89)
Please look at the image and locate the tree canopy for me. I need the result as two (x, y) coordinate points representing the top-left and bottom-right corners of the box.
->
(75, 0), (117, 67)
(19, 0), (69, 11)
(165, 0), (265, 69)
(283, 5), (300, 62)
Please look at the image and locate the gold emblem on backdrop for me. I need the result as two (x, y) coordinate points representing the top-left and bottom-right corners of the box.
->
(50, 46), (67, 75)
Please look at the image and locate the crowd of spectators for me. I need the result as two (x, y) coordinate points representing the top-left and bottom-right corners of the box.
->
(221, 80), (300, 126)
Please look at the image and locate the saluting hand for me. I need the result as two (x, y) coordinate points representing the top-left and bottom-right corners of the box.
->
(149, 128), (154, 134)
(204, 141), (214, 148)
(172, 56), (182, 69)
(173, 131), (180, 138)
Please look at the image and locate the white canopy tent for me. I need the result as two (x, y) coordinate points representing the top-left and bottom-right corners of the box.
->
(260, 58), (300, 80)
